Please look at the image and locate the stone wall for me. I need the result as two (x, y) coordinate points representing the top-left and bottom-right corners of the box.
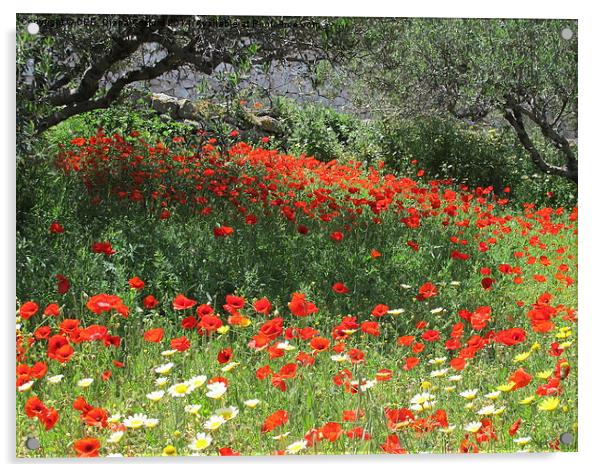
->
(109, 43), (355, 113)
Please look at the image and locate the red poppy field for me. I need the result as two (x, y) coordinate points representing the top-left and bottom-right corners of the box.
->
(16, 131), (577, 457)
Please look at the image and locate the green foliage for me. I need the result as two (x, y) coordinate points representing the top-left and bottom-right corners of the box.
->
(273, 98), (360, 161)
(372, 116), (577, 207)
(45, 98), (197, 147)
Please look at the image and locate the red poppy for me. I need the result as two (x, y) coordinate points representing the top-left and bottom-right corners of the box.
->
(34, 326), (51, 340)
(73, 437), (101, 457)
(86, 294), (128, 317)
(509, 368), (532, 390)
(361, 321), (380, 336)
(403, 357), (420, 370)
(128, 276), (145, 290)
(224, 295), (245, 313)
(91, 241), (116, 256)
(417, 281), (437, 300)
(43, 303), (60, 317)
(407, 240), (419, 251)
(196, 304), (214, 316)
(143, 295), (158, 309)
(509, 418), (522, 437)
(40, 408), (59, 430)
(47, 335), (74, 363)
(199, 314), (222, 332)
(397, 335), (415, 346)
(25, 396), (47, 418)
(332, 282), (350, 294)
(380, 434), (407, 454)
(348, 348), (365, 364)
(170, 336), (190, 352)
(56, 274), (70, 295)
(172, 294), (197, 310)
(261, 409), (288, 433)
(495, 328), (526, 346)
(181, 316), (197, 330)
(217, 348), (233, 364)
(342, 409), (365, 422)
(19, 301), (38, 320)
(143, 328), (164, 343)
(320, 422), (343, 442)
(49, 221), (65, 233)
(347, 427), (372, 440)
(219, 447), (241, 456)
(371, 304), (389, 317)
(82, 407), (108, 428)
(29, 362), (48, 379)
(310, 336), (330, 352)
(288, 292), (318, 317)
(481, 277), (494, 290)
(330, 231), (344, 242)
(422, 330), (440, 342)
(253, 297), (272, 315)
(213, 225), (234, 238)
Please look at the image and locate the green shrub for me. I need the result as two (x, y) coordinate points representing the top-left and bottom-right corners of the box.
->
(273, 98), (360, 161)
(373, 116), (577, 208)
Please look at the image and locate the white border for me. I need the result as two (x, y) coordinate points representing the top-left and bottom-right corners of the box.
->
(2, 1), (601, 471)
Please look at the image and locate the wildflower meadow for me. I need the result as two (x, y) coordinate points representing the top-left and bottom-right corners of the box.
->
(16, 14), (578, 459)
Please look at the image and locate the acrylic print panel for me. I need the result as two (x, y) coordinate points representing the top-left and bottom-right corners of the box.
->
(15, 14), (578, 458)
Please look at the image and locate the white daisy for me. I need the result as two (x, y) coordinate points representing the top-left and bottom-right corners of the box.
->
(107, 414), (122, 423)
(459, 389), (478, 400)
(206, 382), (227, 399)
(154, 362), (174, 374)
(146, 390), (165, 402)
(188, 432), (212, 451)
(168, 382), (193, 397)
(107, 431), (124, 444)
(123, 413), (148, 429)
(513, 437), (532, 446)
(221, 362), (240, 372)
(244, 399), (261, 408)
(330, 354), (349, 362)
(286, 440), (307, 454)
(276, 341), (296, 351)
(477, 405), (497, 415)
(18, 381), (34, 392)
(428, 357), (447, 365)
(430, 368), (449, 378)
(185, 404), (202, 415)
(215, 406), (239, 420)
(204, 415), (226, 430)
(77, 378), (94, 388)
(47, 374), (64, 384)
(188, 375), (208, 390)
(144, 418), (160, 428)
(387, 308), (406, 315)
(464, 421), (482, 433)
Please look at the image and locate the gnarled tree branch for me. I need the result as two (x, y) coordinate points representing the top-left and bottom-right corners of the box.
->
(503, 101), (577, 183)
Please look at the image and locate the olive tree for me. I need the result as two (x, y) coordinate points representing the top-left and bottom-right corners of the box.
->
(16, 14), (356, 139)
(351, 18), (578, 183)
